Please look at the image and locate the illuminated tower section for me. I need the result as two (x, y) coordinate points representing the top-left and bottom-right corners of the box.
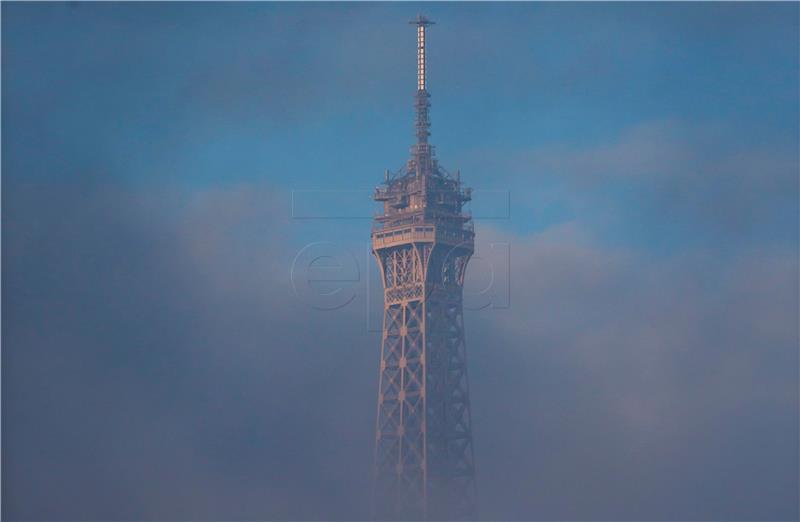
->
(371, 16), (478, 521)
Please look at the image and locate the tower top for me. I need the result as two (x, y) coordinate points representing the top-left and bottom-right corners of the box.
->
(409, 14), (435, 29)
(409, 14), (435, 26)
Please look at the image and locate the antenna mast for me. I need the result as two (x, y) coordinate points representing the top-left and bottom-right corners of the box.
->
(409, 15), (435, 175)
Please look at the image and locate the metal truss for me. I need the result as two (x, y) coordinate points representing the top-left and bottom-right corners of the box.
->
(371, 16), (478, 521)
(372, 242), (477, 520)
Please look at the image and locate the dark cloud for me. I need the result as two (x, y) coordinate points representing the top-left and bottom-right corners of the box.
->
(2, 2), (797, 520)
(466, 119), (799, 248)
(2, 179), (377, 520)
(469, 224), (798, 520)
(3, 180), (797, 520)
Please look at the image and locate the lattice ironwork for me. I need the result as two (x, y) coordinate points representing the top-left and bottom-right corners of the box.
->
(371, 16), (478, 521)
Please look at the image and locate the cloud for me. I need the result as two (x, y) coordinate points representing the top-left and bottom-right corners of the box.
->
(468, 222), (798, 520)
(3, 178), (797, 520)
(2, 179), (377, 520)
(465, 119), (799, 246)
(2, 3), (797, 520)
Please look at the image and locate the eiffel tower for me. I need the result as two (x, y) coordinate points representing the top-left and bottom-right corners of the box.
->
(371, 16), (478, 521)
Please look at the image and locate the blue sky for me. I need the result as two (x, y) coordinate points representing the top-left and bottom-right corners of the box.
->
(4, 3), (797, 235)
(3, 3), (798, 521)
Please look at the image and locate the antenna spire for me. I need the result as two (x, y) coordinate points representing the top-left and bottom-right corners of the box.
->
(411, 15), (434, 91)
(409, 15), (435, 175)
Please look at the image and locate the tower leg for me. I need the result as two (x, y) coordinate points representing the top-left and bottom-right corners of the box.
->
(425, 292), (478, 521)
(374, 292), (477, 520)
(375, 297), (427, 520)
